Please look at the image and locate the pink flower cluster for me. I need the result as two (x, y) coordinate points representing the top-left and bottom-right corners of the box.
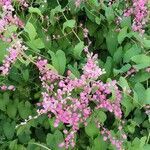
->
(0, 84), (15, 91)
(93, 80), (122, 118)
(36, 50), (123, 149)
(82, 52), (105, 79)
(0, 40), (28, 75)
(124, 0), (148, 33)
(100, 127), (125, 150)
(95, 119), (127, 150)
(0, 0), (24, 37)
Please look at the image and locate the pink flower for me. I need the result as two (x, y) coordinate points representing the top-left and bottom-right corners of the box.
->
(0, 40), (27, 76)
(36, 49), (123, 148)
(123, 0), (148, 33)
(0, 84), (15, 91)
(8, 85), (15, 91)
(0, 85), (7, 91)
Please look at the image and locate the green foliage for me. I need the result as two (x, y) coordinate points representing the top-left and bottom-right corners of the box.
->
(73, 41), (84, 59)
(0, 0), (150, 149)
(85, 121), (99, 138)
(46, 130), (64, 150)
(49, 50), (66, 75)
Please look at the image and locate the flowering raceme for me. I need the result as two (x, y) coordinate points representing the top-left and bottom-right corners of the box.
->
(124, 0), (148, 33)
(0, 0), (24, 37)
(100, 125), (125, 150)
(0, 0), (27, 76)
(36, 50), (123, 149)
(0, 40), (27, 75)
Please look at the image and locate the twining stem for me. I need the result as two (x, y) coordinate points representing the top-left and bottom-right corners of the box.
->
(56, 0), (81, 42)
(29, 142), (51, 150)
(146, 132), (150, 144)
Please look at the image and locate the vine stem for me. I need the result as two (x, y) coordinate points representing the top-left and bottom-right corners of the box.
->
(56, 0), (81, 42)
(20, 51), (66, 79)
(146, 132), (150, 144)
(29, 142), (51, 150)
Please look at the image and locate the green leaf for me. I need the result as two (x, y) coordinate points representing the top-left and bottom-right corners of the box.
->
(56, 50), (66, 75)
(29, 7), (43, 18)
(130, 137), (147, 149)
(4, 25), (17, 37)
(134, 33), (150, 49)
(85, 122), (99, 137)
(7, 102), (17, 118)
(97, 111), (107, 124)
(92, 136), (107, 150)
(85, 7), (96, 23)
(133, 109), (146, 125)
(3, 122), (15, 140)
(0, 98), (6, 111)
(68, 0), (80, 14)
(144, 88), (150, 104)
(0, 93), (10, 111)
(49, 51), (59, 71)
(18, 102), (31, 119)
(113, 64), (131, 76)
(103, 56), (113, 79)
(68, 64), (80, 78)
(88, 0), (100, 7)
(50, 5), (63, 25)
(27, 38), (45, 51)
(86, 20), (99, 36)
(106, 29), (118, 56)
(123, 44), (141, 63)
(131, 54), (150, 70)
(119, 77), (130, 91)
(143, 144), (150, 150)
(127, 124), (135, 134)
(95, 17), (101, 25)
(9, 140), (18, 150)
(0, 41), (9, 62)
(129, 71), (150, 83)
(133, 83), (145, 105)
(63, 19), (76, 33)
(46, 130), (64, 150)
(120, 17), (131, 28)
(133, 63), (150, 70)
(24, 22), (37, 40)
(131, 54), (150, 65)
(121, 94), (135, 117)
(49, 50), (66, 75)
(113, 47), (123, 64)
(17, 125), (28, 136)
(118, 27), (128, 44)
(46, 133), (55, 149)
(142, 39), (150, 49)
(23, 69), (29, 82)
(105, 7), (115, 23)
(73, 41), (84, 59)
(16, 145), (27, 150)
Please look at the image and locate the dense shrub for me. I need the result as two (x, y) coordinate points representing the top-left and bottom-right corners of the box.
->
(0, 0), (150, 150)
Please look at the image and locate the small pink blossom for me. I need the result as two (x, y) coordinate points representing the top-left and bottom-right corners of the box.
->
(123, 0), (148, 33)
(0, 40), (27, 76)
(36, 49), (123, 149)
